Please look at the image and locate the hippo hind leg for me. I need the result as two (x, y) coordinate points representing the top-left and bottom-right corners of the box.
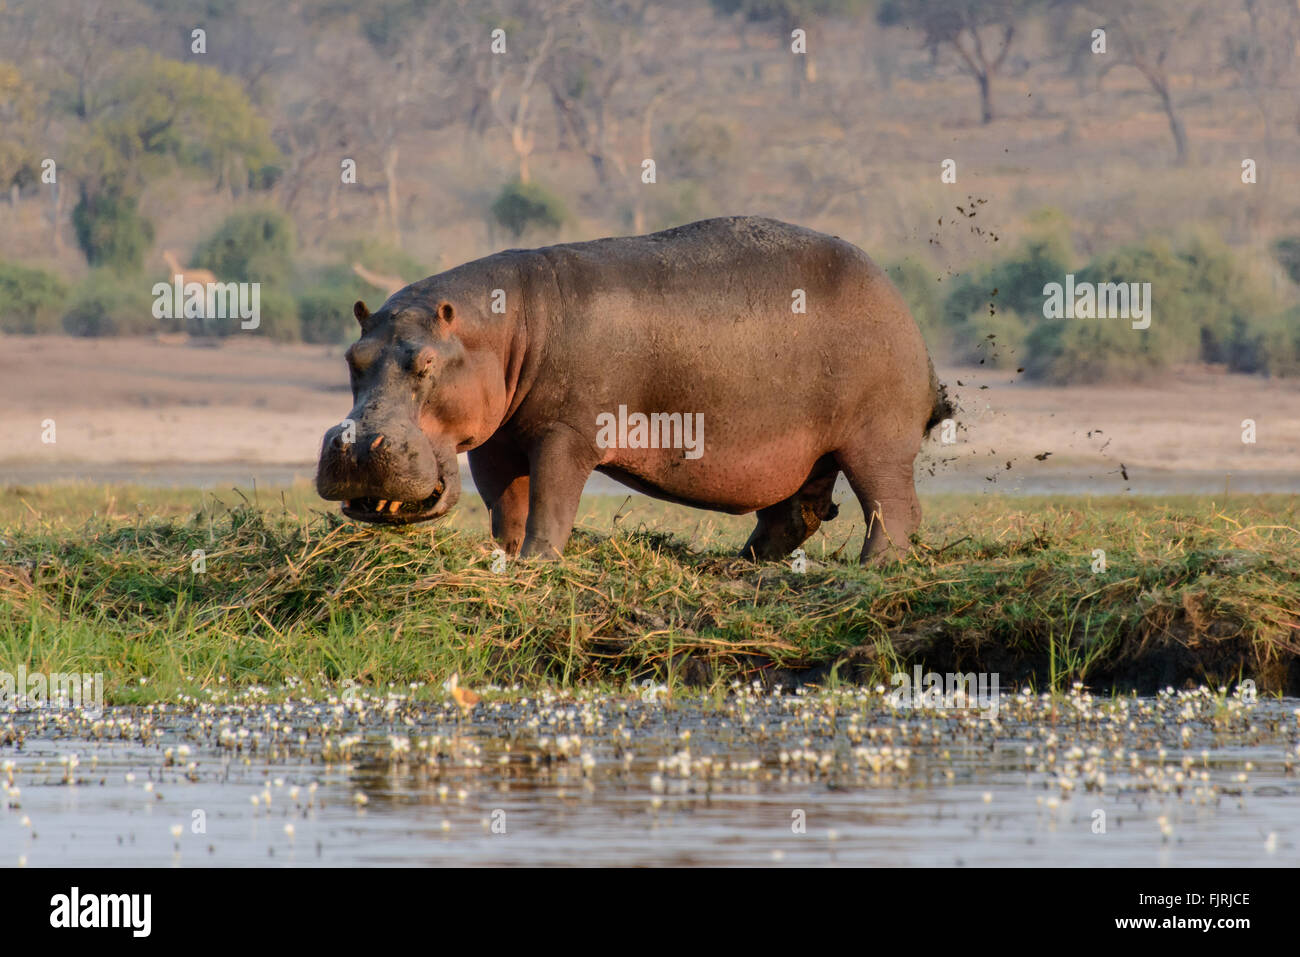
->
(833, 441), (921, 565)
(740, 459), (839, 561)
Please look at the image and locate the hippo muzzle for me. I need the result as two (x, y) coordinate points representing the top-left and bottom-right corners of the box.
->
(315, 419), (461, 526)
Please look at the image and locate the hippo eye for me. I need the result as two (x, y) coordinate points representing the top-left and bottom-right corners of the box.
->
(412, 347), (438, 378)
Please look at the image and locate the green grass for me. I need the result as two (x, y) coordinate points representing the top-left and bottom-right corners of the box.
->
(1, 483), (1297, 703)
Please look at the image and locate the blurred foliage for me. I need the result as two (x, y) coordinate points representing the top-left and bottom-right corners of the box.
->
(664, 117), (736, 181)
(69, 54), (279, 196)
(0, 261), (69, 333)
(254, 287), (301, 342)
(951, 308), (1029, 370)
(296, 285), (359, 345)
(71, 188), (155, 272)
(295, 240), (429, 344)
(192, 208), (296, 284)
(0, 61), (42, 194)
(712, 0), (872, 23)
(919, 210), (1299, 382)
(65, 53), (280, 271)
(491, 180), (567, 238)
(646, 181), (716, 232)
(60, 270), (155, 336)
(1022, 236), (1290, 382)
(1273, 236), (1300, 286)
(940, 207), (1074, 356)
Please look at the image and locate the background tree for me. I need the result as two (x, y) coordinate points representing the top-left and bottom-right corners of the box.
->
(65, 54), (279, 270)
(877, 0), (1036, 124)
(710, 0), (872, 98)
(1221, 0), (1299, 236)
(1080, 0), (1214, 165)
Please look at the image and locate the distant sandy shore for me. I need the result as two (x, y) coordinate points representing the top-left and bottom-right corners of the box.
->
(2, 335), (1298, 493)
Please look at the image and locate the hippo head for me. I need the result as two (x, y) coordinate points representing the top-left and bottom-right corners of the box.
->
(316, 297), (500, 525)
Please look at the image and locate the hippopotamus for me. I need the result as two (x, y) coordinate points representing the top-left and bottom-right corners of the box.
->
(316, 216), (952, 563)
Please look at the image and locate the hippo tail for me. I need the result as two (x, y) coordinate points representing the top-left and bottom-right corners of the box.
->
(923, 354), (955, 438)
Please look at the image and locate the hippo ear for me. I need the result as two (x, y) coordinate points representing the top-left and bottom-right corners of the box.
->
(436, 301), (455, 324)
(353, 301), (370, 326)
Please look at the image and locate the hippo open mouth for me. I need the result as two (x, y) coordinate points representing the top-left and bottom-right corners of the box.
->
(341, 481), (447, 526)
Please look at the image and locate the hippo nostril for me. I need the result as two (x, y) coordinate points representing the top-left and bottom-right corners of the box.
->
(331, 433), (344, 450)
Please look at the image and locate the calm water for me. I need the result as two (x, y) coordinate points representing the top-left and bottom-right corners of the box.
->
(3, 687), (1296, 866)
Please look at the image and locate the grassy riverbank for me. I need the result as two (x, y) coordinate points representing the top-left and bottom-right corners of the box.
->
(1, 484), (1297, 701)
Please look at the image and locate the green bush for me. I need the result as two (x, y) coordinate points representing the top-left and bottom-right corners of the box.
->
(334, 239), (427, 283)
(1178, 236), (1281, 365)
(293, 244), (430, 345)
(192, 207), (295, 284)
(951, 308), (1029, 370)
(1023, 313), (1169, 384)
(254, 288), (300, 342)
(181, 284), (299, 341)
(71, 187), (154, 272)
(1023, 241), (1192, 383)
(295, 264), (372, 345)
(980, 229), (1290, 383)
(1273, 236), (1300, 286)
(491, 180), (566, 238)
(943, 234), (1072, 331)
(296, 290), (352, 345)
(0, 262), (69, 333)
(1223, 308), (1300, 376)
(941, 210), (1075, 361)
(61, 271), (155, 336)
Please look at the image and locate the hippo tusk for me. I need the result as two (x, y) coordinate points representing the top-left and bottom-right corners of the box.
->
(376, 500), (388, 510)
(370, 435), (385, 451)
(389, 500), (402, 513)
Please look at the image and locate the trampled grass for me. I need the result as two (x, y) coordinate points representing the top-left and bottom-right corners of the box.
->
(1, 483), (1297, 702)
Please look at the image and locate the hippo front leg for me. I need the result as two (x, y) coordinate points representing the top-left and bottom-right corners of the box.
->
(468, 436), (530, 556)
(519, 425), (600, 559)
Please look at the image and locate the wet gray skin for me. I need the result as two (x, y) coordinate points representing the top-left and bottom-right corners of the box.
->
(316, 218), (950, 563)
(316, 301), (470, 526)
